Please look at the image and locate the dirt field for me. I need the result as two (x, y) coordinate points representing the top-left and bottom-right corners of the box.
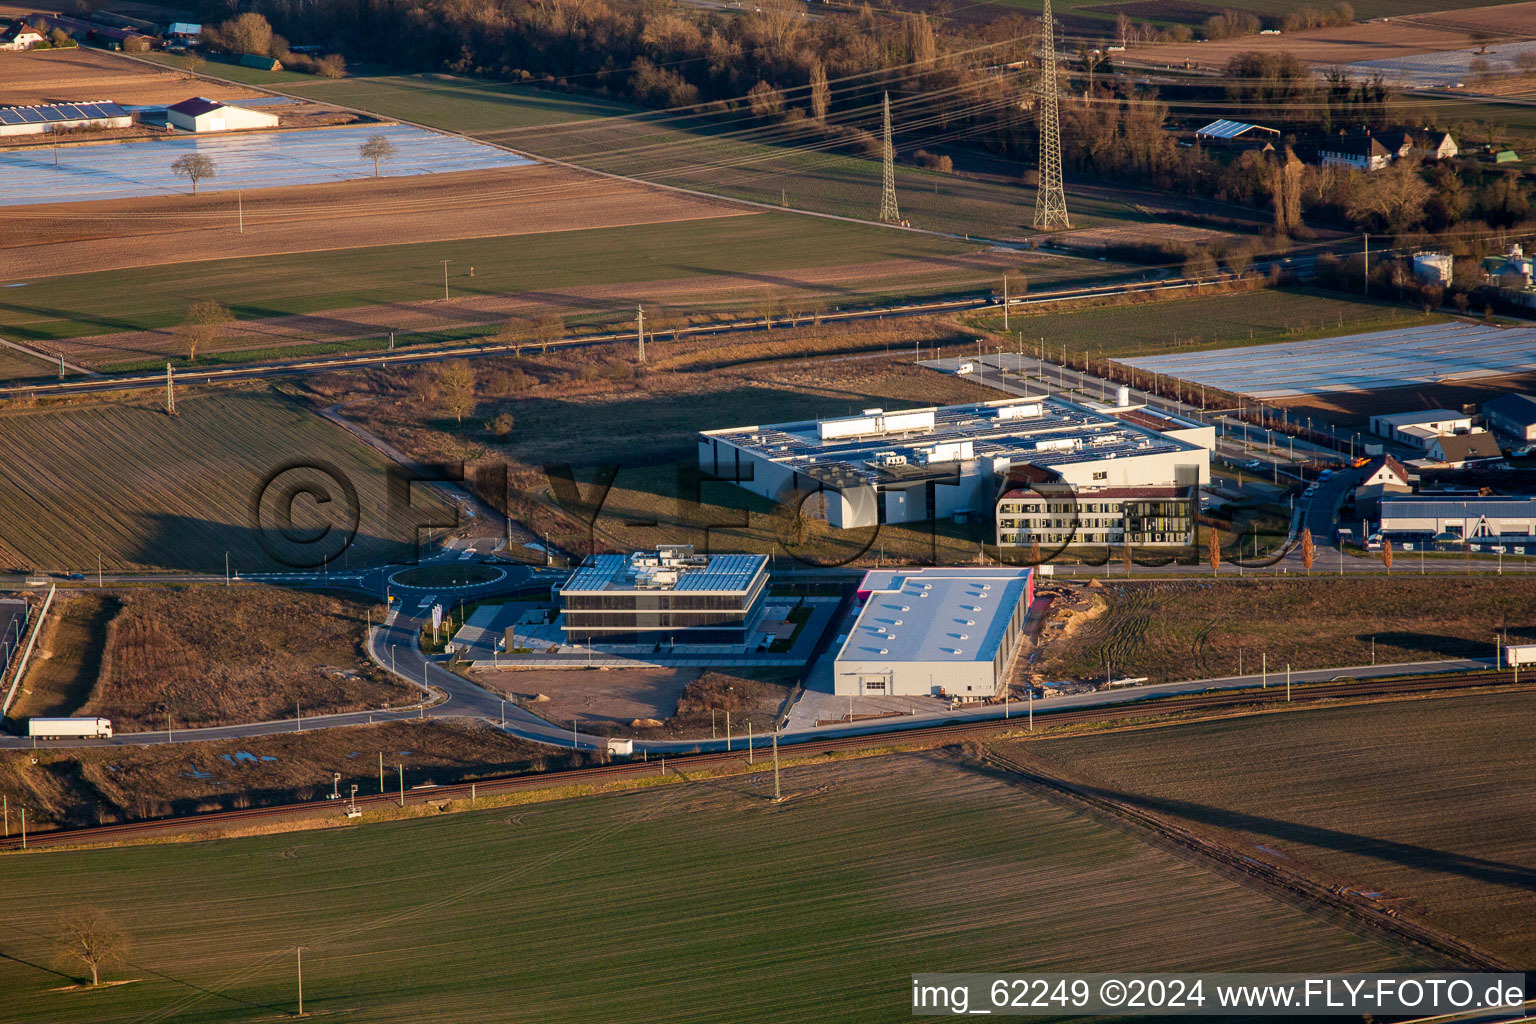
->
(1126, 13), (1483, 68)
(37, 247), (1016, 368)
(0, 46), (271, 107)
(1398, 1), (1536, 35)
(0, 718), (571, 828)
(1, 165), (747, 278)
(15, 585), (414, 731)
(1272, 369), (1536, 423)
(1028, 578), (1536, 684)
(475, 667), (793, 739)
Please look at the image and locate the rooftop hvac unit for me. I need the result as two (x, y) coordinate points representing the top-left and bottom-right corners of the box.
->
(1035, 437), (1080, 452)
(997, 403), (1043, 420)
(863, 407), (884, 416)
(872, 451), (908, 467)
(1116, 385), (1131, 407)
(917, 440), (974, 465)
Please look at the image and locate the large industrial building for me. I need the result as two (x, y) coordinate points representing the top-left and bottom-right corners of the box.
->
(699, 397), (1212, 531)
(557, 545), (769, 645)
(833, 567), (1034, 699)
(1369, 409), (1474, 448)
(1377, 495), (1536, 552)
(996, 483), (1195, 547)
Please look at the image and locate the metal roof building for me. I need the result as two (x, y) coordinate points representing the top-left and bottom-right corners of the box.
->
(1379, 496), (1536, 550)
(1484, 393), (1536, 443)
(1194, 119), (1279, 142)
(0, 101), (131, 137)
(558, 545), (769, 645)
(700, 396), (1211, 530)
(834, 568), (1035, 699)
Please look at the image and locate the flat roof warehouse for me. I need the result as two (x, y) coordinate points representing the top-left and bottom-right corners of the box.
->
(703, 396), (1202, 487)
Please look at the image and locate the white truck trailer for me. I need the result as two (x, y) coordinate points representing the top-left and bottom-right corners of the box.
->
(1507, 644), (1536, 667)
(28, 717), (112, 739)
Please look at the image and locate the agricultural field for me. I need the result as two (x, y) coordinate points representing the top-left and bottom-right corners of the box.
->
(969, 286), (1444, 363)
(0, 388), (453, 573)
(1014, 689), (1536, 965)
(0, 719), (566, 829)
(261, 72), (1154, 240)
(985, 0), (1535, 34)
(2, 166), (740, 279)
(0, 752), (1433, 1023)
(0, 215), (1000, 364)
(0, 46), (270, 107)
(1028, 577), (1536, 685)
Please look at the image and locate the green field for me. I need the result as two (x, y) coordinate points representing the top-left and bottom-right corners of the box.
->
(1033, 577), (1536, 685)
(0, 389), (452, 573)
(1017, 690), (1536, 966)
(0, 752), (1431, 1022)
(971, 287), (1447, 362)
(261, 72), (1148, 239)
(1, 215), (979, 347)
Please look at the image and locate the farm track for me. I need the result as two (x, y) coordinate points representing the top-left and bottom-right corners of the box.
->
(3, 669), (1524, 851)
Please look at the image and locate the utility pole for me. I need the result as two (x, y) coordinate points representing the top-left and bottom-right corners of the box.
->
(296, 947), (304, 1017)
(1032, 0), (1070, 229)
(725, 710), (731, 751)
(1003, 274), (1009, 330)
(1362, 234), (1369, 295)
(1286, 664), (1291, 702)
(164, 362), (176, 415)
(877, 92), (900, 224)
(379, 753), (384, 794)
(1262, 651), (1266, 689)
(398, 764), (404, 807)
(440, 259), (452, 301)
(636, 305), (646, 363)
(1028, 684), (1033, 731)
(238, 190), (243, 234)
(748, 721), (754, 764)
(772, 734), (781, 801)
(296, 701), (301, 732)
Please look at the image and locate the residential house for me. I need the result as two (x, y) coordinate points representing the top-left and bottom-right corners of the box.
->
(1318, 133), (1393, 171)
(1425, 431), (1503, 468)
(1354, 454), (1413, 505)
(0, 23), (45, 50)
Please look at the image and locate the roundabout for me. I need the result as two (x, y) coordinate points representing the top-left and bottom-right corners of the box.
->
(388, 563), (506, 591)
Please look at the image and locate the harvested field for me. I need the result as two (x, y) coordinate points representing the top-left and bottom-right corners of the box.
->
(0, 166), (745, 278)
(1015, 690), (1536, 965)
(0, 751), (1431, 1023)
(1028, 577), (1536, 685)
(0, 46), (270, 107)
(1398, 1), (1536, 36)
(0, 388), (454, 573)
(0, 719), (570, 829)
(73, 585), (409, 732)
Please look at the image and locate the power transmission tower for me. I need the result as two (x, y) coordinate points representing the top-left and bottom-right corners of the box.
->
(1032, 0), (1071, 230)
(636, 305), (646, 363)
(877, 92), (901, 224)
(164, 362), (176, 415)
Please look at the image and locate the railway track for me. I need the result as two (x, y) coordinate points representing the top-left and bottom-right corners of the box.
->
(1, 669), (1521, 851)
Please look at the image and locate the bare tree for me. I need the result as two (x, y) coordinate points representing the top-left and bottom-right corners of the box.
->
(1029, 538), (1042, 566)
(175, 300), (234, 361)
(810, 59), (830, 123)
(359, 134), (397, 178)
(1207, 524), (1221, 575)
(437, 360), (476, 424)
(1382, 538), (1393, 572)
(1300, 526), (1314, 574)
(57, 907), (129, 987)
(171, 153), (216, 194)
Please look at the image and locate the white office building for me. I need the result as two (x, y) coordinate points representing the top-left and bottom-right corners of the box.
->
(699, 397), (1212, 530)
